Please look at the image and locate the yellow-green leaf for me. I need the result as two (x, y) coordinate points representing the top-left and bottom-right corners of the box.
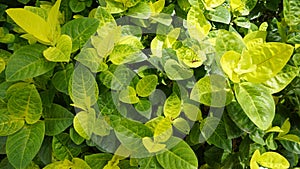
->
(47, 0), (62, 42)
(204, 0), (225, 9)
(154, 117), (172, 142)
(136, 75), (158, 97)
(6, 8), (51, 44)
(142, 137), (166, 153)
(149, 0), (165, 14)
(73, 110), (96, 140)
(176, 46), (205, 68)
(220, 51), (241, 83)
(257, 152), (290, 169)
(119, 86), (140, 104)
(163, 93), (181, 119)
(43, 34), (72, 62)
(278, 118), (290, 137)
(250, 150), (260, 169)
(187, 6), (211, 41)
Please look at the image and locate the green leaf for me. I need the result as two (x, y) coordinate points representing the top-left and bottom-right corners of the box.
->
(51, 63), (74, 95)
(6, 121), (45, 169)
(164, 59), (194, 80)
(173, 117), (190, 134)
(94, 7), (116, 28)
(138, 156), (163, 169)
(278, 118), (290, 137)
(163, 93), (181, 119)
(110, 115), (152, 153)
(69, 0), (86, 13)
(205, 6), (231, 24)
(187, 6), (211, 41)
(99, 65), (136, 90)
(75, 48), (108, 73)
(0, 113), (24, 136)
(119, 86), (139, 104)
(142, 137), (166, 153)
(44, 104), (74, 136)
(52, 133), (81, 161)
(262, 65), (299, 94)
(70, 127), (85, 145)
(127, 2), (151, 19)
(6, 44), (56, 81)
(283, 0), (300, 27)
(73, 109), (96, 140)
(156, 138), (198, 169)
(69, 64), (99, 110)
(234, 82), (275, 130)
(61, 18), (99, 52)
(85, 153), (113, 169)
(200, 117), (232, 151)
(43, 34), (72, 62)
(136, 75), (158, 97)
(109, 44), (147, 65)
(216, 30), (245, 57)
(226, 101), (257, 133)
(236, 42), (294, 83)
(7, 84), (42, 124)
(135, 99), (152, 119)
(6, 8), (51, 44)
(72, 158), (92, 169)
(257, 152), (290, 169)
(190, 75), (234, 107)
(230, 0), (258, 16)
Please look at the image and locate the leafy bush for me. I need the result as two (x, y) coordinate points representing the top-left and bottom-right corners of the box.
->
(0, 0), (300, 168)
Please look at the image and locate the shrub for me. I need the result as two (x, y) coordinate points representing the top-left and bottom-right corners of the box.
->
(0, 0), (300, 168)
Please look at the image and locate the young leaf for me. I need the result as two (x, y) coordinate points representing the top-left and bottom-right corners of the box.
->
(190, 75), (234, 107)
(250, 150), (260, 169)
(61, 18), (99, 52)
(205, 6), (231, 24)
(47, 0), (62, 42)
(187, 6), (211, 41)
(69, 64), (99, 110)
(6, 44), (56, 81)
(257, 152), (290, 169)
(237, 43), (294, 83)
(7, 84), (42, 124)
(278, 118), (291, 138)
(204, 0), (225, 9)
(163, 93), (181, 119)
(136, 75), (158, 97)
(43, 104), (74, 136)
(6, 122), (45, 169)
(72, 158), (92, 169)
(176, 46), (205, 68)
(220, 50), (241, 83)
(94, 7), (116, 28)
(156, 138), (198, 169)
(6, 8), (51, 44)
(234, 82), (275, 130)
(43, 34), (72, 62)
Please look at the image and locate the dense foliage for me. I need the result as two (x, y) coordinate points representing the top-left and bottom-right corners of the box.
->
(0, 0), (300, 168)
